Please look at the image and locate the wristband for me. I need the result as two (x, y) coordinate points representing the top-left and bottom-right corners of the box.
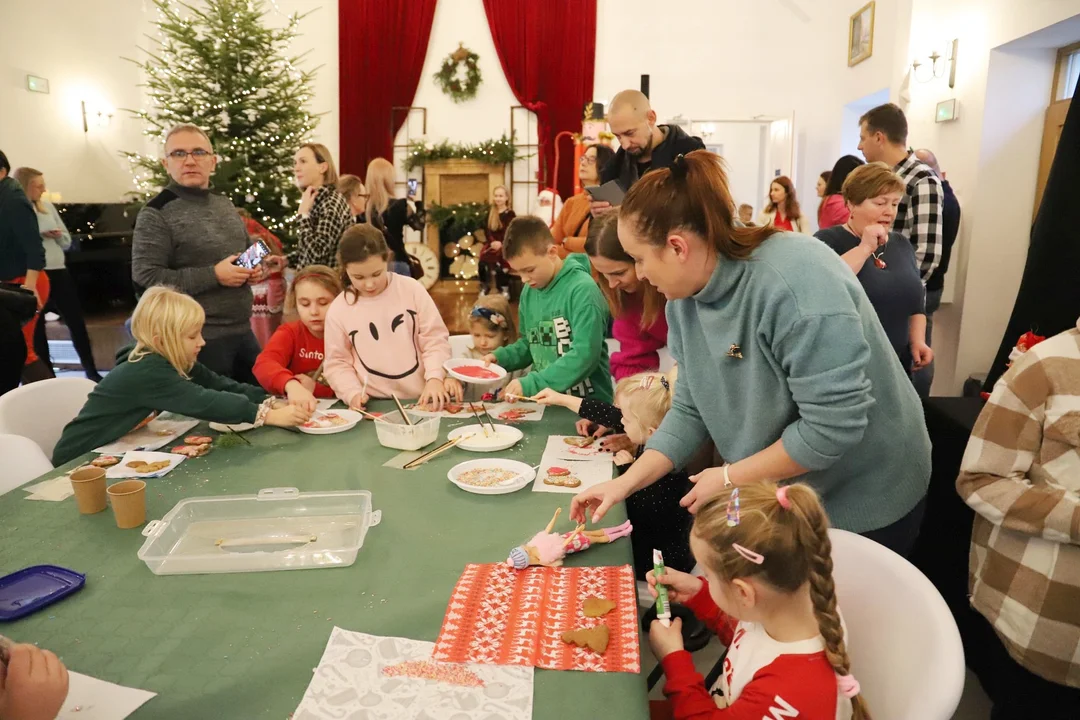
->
(723, 464), (733, 488)
(253, 398), (274, 428)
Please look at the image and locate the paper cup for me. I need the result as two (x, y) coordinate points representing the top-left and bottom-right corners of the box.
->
(69, 467), (107, 514)
(107, 480), (147, 529)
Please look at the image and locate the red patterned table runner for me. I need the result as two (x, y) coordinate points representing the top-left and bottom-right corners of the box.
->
(432, 563), (640, 673)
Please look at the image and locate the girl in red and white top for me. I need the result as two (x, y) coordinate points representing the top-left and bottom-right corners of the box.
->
(757, 176), (810, 233)
(647, 482), (869, 720)
(253, 265), (342, 412)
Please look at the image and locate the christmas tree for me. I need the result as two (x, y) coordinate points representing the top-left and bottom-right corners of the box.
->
(124, 0), (318, 242)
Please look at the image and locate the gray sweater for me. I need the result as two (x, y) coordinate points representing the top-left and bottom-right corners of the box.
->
(131, 183), (251, 340)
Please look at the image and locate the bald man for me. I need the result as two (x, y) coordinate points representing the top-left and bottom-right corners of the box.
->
(591, 90), (704, 216)
(911, 148), (960, 399)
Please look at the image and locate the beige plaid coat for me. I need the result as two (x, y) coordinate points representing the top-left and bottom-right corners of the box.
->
(957, 318), (1080, 688)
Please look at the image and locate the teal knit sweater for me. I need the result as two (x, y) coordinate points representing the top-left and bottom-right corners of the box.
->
(646, 232), (930, 533)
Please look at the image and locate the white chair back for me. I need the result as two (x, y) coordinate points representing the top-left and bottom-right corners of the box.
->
(0, 377), (96, 459)
(449, 334), (474, 358)
(828, 529), (965, 720)
(0, 433), (54, 495)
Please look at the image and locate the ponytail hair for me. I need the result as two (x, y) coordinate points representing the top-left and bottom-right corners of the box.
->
(621, 150), (778, 261)
(693, 482), (872, 720)
(613, 368), (678, 430)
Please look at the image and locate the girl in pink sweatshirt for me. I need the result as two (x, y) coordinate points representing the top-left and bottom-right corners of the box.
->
(323, 225), (454, 409)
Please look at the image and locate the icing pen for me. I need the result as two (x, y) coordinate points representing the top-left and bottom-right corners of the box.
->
(653, 549), (672, 627)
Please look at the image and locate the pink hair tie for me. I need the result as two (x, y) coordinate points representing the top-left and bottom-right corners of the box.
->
(837, 674), (861, 698)
(776, 486), (792, 510)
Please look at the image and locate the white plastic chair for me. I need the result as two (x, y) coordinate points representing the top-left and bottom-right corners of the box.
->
(828, 529), (965, 720)
(605, 338), (621, 357)
(449, 334), (474, 358)
(0, 433), (54, 496)
(0, 377), (96, 459)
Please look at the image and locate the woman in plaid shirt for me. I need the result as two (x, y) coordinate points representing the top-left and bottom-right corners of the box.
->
(292, 142), (354, 268)
(957, 317), (1080, 719)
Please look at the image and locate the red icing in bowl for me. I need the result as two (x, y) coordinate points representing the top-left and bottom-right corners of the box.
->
(452, 364), (500, 379)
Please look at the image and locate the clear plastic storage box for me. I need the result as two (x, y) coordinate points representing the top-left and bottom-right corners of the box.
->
(137, 487), (380, 575)
(374, 412), (440, 451)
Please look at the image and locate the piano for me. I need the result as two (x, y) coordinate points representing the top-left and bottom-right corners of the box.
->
(56, 203), (138, 313)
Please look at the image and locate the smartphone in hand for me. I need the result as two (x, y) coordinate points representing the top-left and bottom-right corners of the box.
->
(233, 239), (271, 269)
(407, 178), (419, 198)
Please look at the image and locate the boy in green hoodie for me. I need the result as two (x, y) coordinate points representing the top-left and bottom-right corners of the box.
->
(485, 216), (613, 403)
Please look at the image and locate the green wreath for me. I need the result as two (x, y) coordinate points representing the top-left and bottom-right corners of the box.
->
(434, 43), (481, 103)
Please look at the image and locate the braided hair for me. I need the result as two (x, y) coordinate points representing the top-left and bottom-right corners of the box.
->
(694, 482), (872, 719)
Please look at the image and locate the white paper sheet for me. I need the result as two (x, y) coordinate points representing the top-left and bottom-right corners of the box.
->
(294, 627), (533, 720)
(404, 401), (546, 421)
(24, 475), (75, 501)
(316, 398), (340, 412)
(93, 412), (199, 454)
(58, 671), (156, 719)
(105, 451), (186, 479)
(542, 435), (614, 462)
(532, 457), (614, 494)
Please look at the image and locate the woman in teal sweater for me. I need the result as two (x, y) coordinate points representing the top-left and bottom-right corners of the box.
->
(53, 287), (311, 466)
(572, 151), (930, 556)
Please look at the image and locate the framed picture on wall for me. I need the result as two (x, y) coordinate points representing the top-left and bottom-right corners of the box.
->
(848, 1), (875, 67)
(705, 144), (724, 158)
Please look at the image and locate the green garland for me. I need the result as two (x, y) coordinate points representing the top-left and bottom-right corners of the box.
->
(426, 202), (491, 235)
(434, 44), (482, 103)
(403, 133), (520, 172)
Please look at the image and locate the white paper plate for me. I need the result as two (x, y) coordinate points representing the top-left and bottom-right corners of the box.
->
(448, 459), (535, 495)
(298, 409), (364, 435)
(443, 358), (508, 386)
(209, 422), (256, 433)
(447, 424), (523, 452)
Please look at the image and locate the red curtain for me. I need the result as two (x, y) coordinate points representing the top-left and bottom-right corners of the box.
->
(482, 0), (597, 200)
(338, 0), (438, 176)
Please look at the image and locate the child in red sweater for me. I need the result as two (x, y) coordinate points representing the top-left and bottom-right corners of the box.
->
(253, 265), (342, 412)
(646, 482), (869, 720)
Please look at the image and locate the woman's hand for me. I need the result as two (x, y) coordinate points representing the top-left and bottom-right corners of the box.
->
(284, 379), (317, 414)
(266, 404), (312, 427)
(614, 449), (635, 466)
(681, 466), (731, 514)
(488, 240), (503, 252)
(911, 341), (934, 370)
(418, 378), (449, 411)
(348, 391), (368, 411)
(298, 186), (317, 217)
(444, 377), (464, 402)
(0, 644), (70, 720)
(43, 229), (63, 239)
(533, 388), (571, 407)
(648, 618), (685, 660)
(599, 434), (635, 454)
(646, 566), (703, 605)
(571, 477), (633, 524)
(858, 223), (888, 255)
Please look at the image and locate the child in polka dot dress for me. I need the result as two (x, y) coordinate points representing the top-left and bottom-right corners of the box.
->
(533, 369), (693, 579)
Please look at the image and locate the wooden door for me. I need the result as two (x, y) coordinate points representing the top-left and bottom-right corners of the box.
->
(1034, 99), (1070, 218)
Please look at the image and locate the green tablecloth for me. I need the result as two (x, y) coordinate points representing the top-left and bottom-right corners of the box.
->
(0, 403), (649, 719)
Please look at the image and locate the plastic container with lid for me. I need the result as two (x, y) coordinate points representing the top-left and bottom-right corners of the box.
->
(374, 411), (440, 451)
(136, 487), (380, 576)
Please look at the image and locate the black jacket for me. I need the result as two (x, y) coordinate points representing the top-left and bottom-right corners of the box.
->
(926, 179), (961, 292)
(0, 177), (45, 282)
(600, 124), (705, 191)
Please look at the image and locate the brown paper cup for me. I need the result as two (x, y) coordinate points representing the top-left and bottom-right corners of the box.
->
(69, 467), (107, 514)
(107, 480), (147, 529)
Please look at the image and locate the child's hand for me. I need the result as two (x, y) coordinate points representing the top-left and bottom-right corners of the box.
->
(614, 449), (635, 466)
(646, 566), (703, 605)
(285, 379), (317, 414)
(295, 374), (318, 392)
(266, 404), (312, 427)
(648, 617), (685, 660)
(444, 377), (464, 402)
(481, 353), (499, 366)
(503, 379), (524, 402)
(0, 644), (70, 720)
(348, 391), (368, 410)
(532, 388), (568, 407)
(419, 379), (449, 411)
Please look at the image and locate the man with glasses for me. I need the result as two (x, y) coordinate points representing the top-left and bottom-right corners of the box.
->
(132, 123), (283, 382)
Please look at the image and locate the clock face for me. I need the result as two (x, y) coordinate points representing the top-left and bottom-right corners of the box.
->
(404, 242), (441, 289)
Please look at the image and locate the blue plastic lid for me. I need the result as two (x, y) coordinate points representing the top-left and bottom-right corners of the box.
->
(0, 565), (86, 621)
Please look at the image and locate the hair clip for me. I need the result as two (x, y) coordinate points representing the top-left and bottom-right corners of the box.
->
(726, 488), (741, 527)
(671, 154), (689, 180)
(638, 375), (656, 390)
(470, 306), (506, 327)
(776, 486), (792, 510)
(731, 543), (765, 565)
(659, 376), (670, 392)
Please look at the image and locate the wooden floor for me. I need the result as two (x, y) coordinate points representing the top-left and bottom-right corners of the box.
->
(47, 280), (501, 373)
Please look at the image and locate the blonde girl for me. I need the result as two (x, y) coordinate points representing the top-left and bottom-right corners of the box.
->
(444, 293), (526, 402)
(52, 287), (310, 465)
(647, 482), (868, 719)
(533, 369), (693, 579)
(479, 185), (516, 296)
(337, 174), (369, 222)
(253, 265), (343, 412)
(322, 225), (454, 410)
(364, 157), (414, 276)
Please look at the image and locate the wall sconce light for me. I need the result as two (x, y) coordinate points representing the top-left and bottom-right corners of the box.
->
(81, 100), (114, 133)
(912, 38), (959, 88)
(699, 123), (716, 140)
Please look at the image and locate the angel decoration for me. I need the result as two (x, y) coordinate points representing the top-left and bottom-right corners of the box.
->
(506, 508), (632, 569)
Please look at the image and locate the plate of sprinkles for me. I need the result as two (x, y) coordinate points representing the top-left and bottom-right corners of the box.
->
(443, 358), (508, 386)
(448, 459), (536, 495)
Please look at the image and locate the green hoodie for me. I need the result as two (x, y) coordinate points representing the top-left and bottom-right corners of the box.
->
(52, 346), (268, 466)
(494, 254), (612, 402)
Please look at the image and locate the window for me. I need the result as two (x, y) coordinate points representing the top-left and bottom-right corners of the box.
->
(1053, 42), (1080, 101)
